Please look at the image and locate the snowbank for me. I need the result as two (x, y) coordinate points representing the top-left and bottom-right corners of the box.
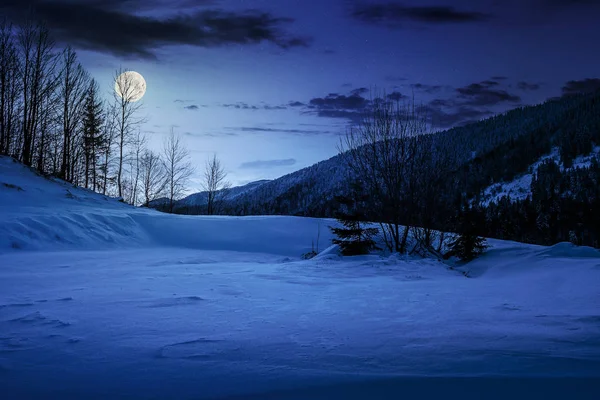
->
(0, 156), (334, 256)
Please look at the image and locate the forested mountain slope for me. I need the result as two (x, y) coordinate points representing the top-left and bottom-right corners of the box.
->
(168, 91), (600, 221)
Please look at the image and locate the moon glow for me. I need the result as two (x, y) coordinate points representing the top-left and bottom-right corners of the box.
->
(114, 71), (146, 102)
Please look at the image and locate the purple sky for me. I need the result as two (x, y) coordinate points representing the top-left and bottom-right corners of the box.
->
(3, 0), (600, 187)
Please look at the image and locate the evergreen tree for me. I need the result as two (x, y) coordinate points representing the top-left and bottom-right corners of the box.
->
(82, 79), (105, 190)
(330, 182), (379, 256)
(447, 197), (488, 261)
(448, 233), (488, 262)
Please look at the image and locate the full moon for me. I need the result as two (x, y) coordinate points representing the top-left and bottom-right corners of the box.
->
(114, 71), (146, 102)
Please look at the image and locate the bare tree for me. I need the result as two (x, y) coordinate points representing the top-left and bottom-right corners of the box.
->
(408, 133), (452, 257)
(99, 103), (118, 195)
(0, 19), (21, 156)
(163, 128), (194, 213)
(339, 93), (428, 253)
(127, 129), (147, 205)
(141, 149), (166, 207)
(35, 83), (59, 174)
(203, 153), (231, 215)
(82, 79), (105, 189)
(58, 46), (89, 181)
(113, 68), (144, 198)
(18, 20), (57, 167)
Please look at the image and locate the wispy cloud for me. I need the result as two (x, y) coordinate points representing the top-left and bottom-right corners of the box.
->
(225, 126), (335, 135)
(239, 159), (297, 169)
(221, 102), (288, 110)
(517, 81), (542, 91)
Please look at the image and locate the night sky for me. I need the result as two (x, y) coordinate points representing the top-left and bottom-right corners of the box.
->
(2, 0), (600, 187)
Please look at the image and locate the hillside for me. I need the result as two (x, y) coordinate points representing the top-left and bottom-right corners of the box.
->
(0, 156), (329, 256)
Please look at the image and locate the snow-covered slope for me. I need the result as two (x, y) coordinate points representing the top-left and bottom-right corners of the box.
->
(0, 156), (331, 256)
(479, 146), (600, 206)
(1, 156), (600, 399)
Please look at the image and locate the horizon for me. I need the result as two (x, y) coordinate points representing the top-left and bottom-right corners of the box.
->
(3, 0), (600, 189)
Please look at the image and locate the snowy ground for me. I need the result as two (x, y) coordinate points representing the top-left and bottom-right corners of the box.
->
(1, 156), (600, 399)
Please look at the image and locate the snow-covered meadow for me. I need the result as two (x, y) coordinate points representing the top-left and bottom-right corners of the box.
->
(1, 156), (600, 399)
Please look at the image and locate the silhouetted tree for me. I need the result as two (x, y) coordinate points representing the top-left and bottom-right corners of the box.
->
(113, 68), (144, 197)
(447, 198), (488, 261)
(330, 182), (379, 255)
(81, 79), (105, 189)
(339, 93), (427, 253)
(163, 128), (194, 213)
(203, 153), (230, 215)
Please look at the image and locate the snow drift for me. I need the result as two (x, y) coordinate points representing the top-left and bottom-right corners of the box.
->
(0, 156), (333, 256)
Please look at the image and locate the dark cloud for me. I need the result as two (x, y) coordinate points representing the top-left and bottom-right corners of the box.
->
(480, 80), (500, 87)
(86, 0), (217, 12)
(517, 81), (541, 91)
(226, 127), (334, 135)
(221, 102), (287, 110)
(411, 83), (444, 94)
(455, 80), (521, 106)
(302, 88), (410, 121)
(0, 0), (309, 59)
(298, 81), (516, 126)
(184, 131), (238, 138)
(222, 103), (257, 110)
(386, 91), (406, 101)
(540, 0), (600, 8)
(352, 2), (490, 27)
(184, 105), (199, 110)
(307, 91), (369, 121)
(288, 101), (305, 107)
(239, 159), (297, 169)
(419, 103), (493, 128)
(385, 75), (408, 82)
(350, 87), (369, 96)
(561, 78), (600, 95)
(262, 104), (287, 110)
(309, 93), (369, 110)
(415, 79), (521, 127)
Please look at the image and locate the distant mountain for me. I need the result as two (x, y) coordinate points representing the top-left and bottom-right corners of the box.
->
(150, 179), (271, 211)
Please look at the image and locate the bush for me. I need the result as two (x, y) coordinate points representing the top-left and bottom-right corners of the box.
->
(448, 233), (488, 261)
(330, 182), (379, 256)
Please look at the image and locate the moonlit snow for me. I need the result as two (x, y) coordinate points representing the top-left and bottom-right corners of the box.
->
(1, 156), (599, 399)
